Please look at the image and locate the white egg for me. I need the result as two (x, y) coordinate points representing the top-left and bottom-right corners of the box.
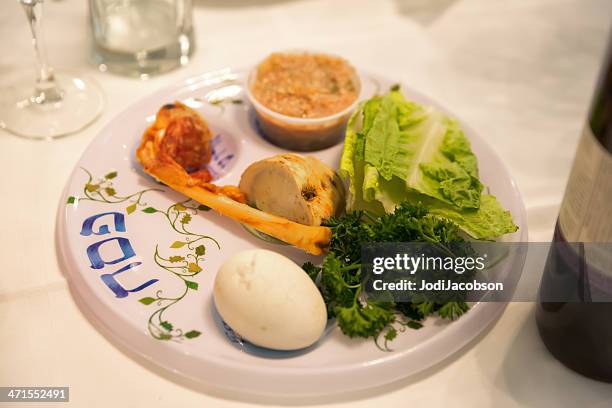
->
(213, 249), (327, 350)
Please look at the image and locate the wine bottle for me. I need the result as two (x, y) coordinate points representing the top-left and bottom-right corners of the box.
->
(536, 38), (612, 382)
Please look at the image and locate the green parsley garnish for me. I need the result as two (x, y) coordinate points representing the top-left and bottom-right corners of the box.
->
(304, 202), (471, 344)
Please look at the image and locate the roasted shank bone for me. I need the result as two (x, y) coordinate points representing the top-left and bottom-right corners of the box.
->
(136, 102), (332, 255)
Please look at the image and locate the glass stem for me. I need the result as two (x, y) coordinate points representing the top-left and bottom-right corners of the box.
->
(21, 0), (63, 104)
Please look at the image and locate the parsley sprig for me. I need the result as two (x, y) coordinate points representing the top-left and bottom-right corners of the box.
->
(303, 202), (471, 344)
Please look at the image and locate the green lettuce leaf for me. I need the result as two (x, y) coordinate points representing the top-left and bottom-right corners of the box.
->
(362, 90), (482, 209)
(339, 88), (518, 239)
(426, 194), (518, 239)
(340, 99), (386, 215)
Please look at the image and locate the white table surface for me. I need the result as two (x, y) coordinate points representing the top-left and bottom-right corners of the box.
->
(1, 0), (612, 406)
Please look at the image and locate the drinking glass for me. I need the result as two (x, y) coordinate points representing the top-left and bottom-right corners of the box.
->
(89, 0), (195, 79)
(0, 0), (104, 140)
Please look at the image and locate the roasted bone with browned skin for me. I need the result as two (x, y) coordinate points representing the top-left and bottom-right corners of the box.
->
(155, 102), (213, 174)
(136, 102), (332, 255)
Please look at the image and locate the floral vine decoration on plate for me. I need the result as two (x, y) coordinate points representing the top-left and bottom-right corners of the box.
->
(67, 168), (219, 342)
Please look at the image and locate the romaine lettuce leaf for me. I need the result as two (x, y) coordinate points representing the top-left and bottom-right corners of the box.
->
(339, 101), (384, 215)
(427, 194), (518, 239)
(339, 89), (518, 240)
(363, 90), (482, 209)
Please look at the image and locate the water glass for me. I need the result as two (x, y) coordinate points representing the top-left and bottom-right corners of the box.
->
(89, 0), (194, 78)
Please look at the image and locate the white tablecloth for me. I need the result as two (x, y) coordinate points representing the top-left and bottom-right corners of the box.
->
(1, 0), (611, 406)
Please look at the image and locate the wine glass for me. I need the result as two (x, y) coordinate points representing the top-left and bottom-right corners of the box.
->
(0, 0), (104, 140)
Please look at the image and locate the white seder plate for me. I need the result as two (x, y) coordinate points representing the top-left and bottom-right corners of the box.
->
(57, 68), (528, 396)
